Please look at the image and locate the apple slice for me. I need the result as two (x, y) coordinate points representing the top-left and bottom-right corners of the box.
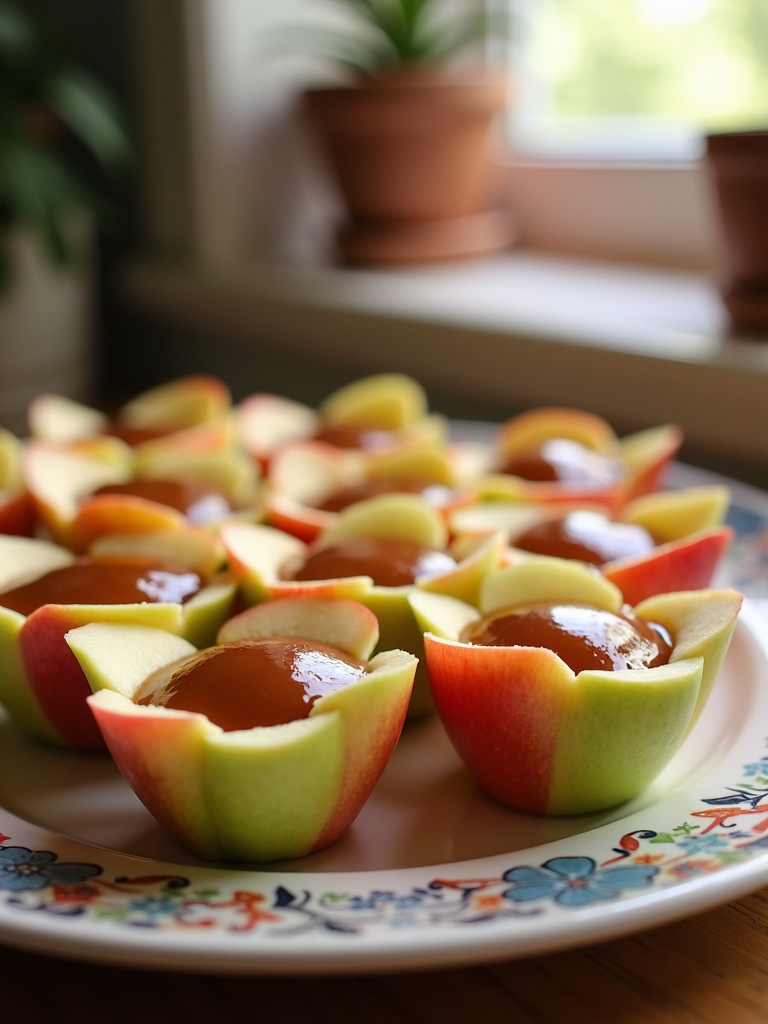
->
(319, 373), (428, 430)
(23, 438), (134, 546)
(28, 394), (109, 443)
(621, 486), (730, 543)
(497, 407), (619, 460)
(619, 423), (683, 498)
(116, 375), (231, 434)
(412, 560), (742, 815)
(237, 393), (320, 466)
(67, 598), (416, 862)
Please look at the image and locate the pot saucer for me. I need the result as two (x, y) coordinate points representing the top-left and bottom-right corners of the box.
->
(337, 208), (517, 265)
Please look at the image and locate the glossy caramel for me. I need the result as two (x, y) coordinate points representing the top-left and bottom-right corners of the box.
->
(314, 424), (393, 451)
(92, 479), (232, 525)
(139, 637), (368, 730)
(501, 439), (626, 489)
(461, 603), (673, 674)
(318, 477), (452, 513)
(285, 536), (457, 587)
(514, 511), (657, 566)
(0, 556), (203, 616)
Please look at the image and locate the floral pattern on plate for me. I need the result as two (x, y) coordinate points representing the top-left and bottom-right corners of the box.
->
(2, 744), (768, 937)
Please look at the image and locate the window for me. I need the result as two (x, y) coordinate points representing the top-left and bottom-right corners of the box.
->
(508, 0), (768, 160)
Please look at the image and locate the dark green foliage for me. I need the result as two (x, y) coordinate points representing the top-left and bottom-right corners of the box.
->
(0, 0), (129, 286)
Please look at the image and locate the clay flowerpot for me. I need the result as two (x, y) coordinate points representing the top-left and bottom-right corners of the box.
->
(304, 71), (515, 264)
(706, 130), (768, 332)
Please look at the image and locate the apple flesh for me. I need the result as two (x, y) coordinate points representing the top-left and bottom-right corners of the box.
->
(66, 596), (416, 862)
(410, 558), (742, 815)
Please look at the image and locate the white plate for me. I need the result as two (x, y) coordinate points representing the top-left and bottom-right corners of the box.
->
(2, 465), (768, 974)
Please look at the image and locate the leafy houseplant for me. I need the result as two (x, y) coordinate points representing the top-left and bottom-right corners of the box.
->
(0, 0), (128, 433)
(0, 0), (128, 286)
(296, 0), (514, 264)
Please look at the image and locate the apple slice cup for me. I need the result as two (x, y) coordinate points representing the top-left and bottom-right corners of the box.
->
(410, 558), (742, 816)
(66, 596), (416, 862)
(477, 408), (681, 511)
(264, 436), (463, 543)
(0, 536), (235, 749)
(449, 485), (733, 605)
(221, 495), (506, 718)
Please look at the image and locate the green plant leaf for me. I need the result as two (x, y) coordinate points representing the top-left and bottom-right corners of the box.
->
(47, 69), (130, 169)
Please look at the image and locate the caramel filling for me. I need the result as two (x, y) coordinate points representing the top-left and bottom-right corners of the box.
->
(513, 511), (657, 566)
(460, 603), (673, 674)
(92, 478), (232, 524)
(314, 424), (394, 451)
(0, 556), (203, 616)
(318, 477), (453, 513)
(500, 439), (626, 489)
(105, 422), (173, 447)
(285, 536), (457, 587)
(138, 637), (368, 730)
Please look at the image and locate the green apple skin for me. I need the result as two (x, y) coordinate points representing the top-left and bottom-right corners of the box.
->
(425, 636), (703, 815)
(67, 619), (416, 862)
(419, 581), (742, 816)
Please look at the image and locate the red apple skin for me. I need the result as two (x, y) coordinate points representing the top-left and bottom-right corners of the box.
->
(19, 606), (106, 749)
(87, 701), (207, 850)
(424, 637), (564, 813)
(603, 527), (733, 607)
(0, 491), (35, 537)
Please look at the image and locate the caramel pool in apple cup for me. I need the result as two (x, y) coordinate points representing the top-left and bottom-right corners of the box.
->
(475, 407), (683, 512)
(449, 485), (733, 606)
(29, 374), (233, 448)
(22, 426), (261, 555)
(410, 558), (742, 816)
(65, 595), (417, 863)
(220, 494), (507, 718)
(263, 431), (477, 544)
(237, 372), (447, 469)
(0, 534), (235, 749)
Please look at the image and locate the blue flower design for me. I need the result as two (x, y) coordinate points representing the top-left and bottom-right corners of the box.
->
(502, 856), (658, 907)
(675, 835), (729, 854)
(0, 845), (101, 893)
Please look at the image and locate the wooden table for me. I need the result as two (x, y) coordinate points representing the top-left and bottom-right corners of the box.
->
(4, 889), (768, 1023)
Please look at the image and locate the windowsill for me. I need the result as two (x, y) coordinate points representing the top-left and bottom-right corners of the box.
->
(120, 249), (768, 467)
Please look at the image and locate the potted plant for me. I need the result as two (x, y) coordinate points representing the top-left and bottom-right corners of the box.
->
(0, 0), (128, 431)
(292, 0), (514, 264)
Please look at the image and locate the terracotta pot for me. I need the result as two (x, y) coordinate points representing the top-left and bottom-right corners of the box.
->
(706, 130), (768, 331)
(304, 71), (515, 264)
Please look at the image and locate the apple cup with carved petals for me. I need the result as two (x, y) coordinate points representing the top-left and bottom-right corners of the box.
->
(449, 485), (733, 606)
(0, 534), (235, 749)
(66, 596), (416, 862)
(477, 407), (682, 511)
(410, 558), (742, 815)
